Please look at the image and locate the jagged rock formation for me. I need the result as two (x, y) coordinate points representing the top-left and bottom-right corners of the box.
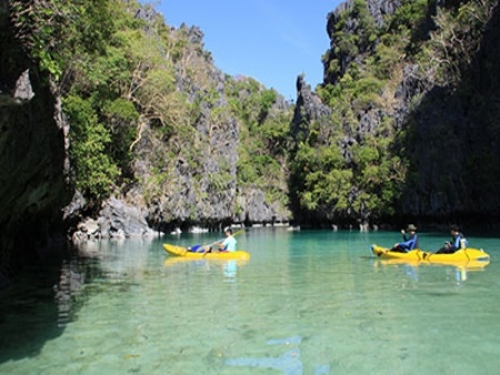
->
(400, 2), (500, 220)
(126, 21), (292, 234)
(2, 1), (293, 255)
(291, 0), (500, 227)
(72, 197), (158, 241)
(292, 75), (332, 143)
(131, 24), (240, 227)
(0, 0), (275, 283)
(0, 2), (71, 281)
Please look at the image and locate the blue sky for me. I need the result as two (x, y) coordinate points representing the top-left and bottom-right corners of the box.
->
(155, 0), (344, 101)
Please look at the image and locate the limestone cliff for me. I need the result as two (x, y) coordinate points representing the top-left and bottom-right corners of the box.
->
(292, 0), (500, 227)
(1, 0), (293, 260)
(0, 1), (71, 281)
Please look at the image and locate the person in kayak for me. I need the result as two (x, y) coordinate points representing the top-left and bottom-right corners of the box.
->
(216, 228), (237, 252)
(203, 228), (237, 253)
(435, 224), (468, 254)
(392, 224), (419, 253)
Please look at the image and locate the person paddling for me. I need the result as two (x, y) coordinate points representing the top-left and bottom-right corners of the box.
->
(203, 228), (237, 254)
(392, 224), (419, 253)
(435, 224), (468, 254)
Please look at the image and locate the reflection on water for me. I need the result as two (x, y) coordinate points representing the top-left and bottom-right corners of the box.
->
(163, 256), (247, 283)
(0, 230), (499, 374)
(372, 257), (490, 285)
(225, 335), (331, 375)
(0, 237), (156, 365)
(227, 344), (303, 374)
(54, 259), (86, 327)
(223, 260), (237, 281)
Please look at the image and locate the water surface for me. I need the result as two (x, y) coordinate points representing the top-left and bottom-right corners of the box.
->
(1, 229), (499, 374)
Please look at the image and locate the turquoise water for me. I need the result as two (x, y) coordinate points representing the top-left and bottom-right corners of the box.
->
(1, 228), (499, 375)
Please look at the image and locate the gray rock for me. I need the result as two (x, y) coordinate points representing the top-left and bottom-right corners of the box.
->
(13, 69), (34, 102)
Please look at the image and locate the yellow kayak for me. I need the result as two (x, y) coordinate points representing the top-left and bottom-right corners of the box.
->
(371, 244), (490, 265)
(163, 243), (251, 261)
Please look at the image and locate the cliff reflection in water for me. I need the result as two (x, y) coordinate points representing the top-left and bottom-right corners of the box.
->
(0, 243), (86, 363)
(0, 238), (155, 364)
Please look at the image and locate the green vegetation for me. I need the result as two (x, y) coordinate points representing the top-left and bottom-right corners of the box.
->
(8, 0), (497, 225)
(290, 0), (498, 223)
(291, 0), (419, 222)
(9, 0), (292, 218)
(63, 95), (120, 200)
(226, 78), (292, 211)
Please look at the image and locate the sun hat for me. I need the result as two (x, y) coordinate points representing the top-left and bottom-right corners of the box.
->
(406, 224), (417, 231)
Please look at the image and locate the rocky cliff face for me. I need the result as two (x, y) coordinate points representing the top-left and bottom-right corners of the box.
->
(62, 7), (292, 239)
(1, 1), (293, 263)
(0, 2), (71, 281)
(135, 26), (240, 228)
(292, 0), (500, 227)
(400, 2), (500, 220)
(126, 23), (291, 234)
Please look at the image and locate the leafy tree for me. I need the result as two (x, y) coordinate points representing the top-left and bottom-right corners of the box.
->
(63, 95), (120, 202)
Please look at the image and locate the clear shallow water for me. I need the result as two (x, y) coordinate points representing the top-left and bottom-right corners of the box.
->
(1, 228), (500, 375)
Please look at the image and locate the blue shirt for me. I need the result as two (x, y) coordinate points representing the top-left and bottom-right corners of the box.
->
(451, 233), (468, 251)
(222, 236), (237, 252)
(398, 233), (418, 250)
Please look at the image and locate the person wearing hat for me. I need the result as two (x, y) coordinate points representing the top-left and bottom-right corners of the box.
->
(435, 224), (468, 254)
(392, 224), (419, 253)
